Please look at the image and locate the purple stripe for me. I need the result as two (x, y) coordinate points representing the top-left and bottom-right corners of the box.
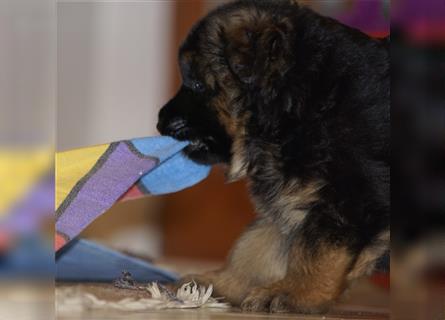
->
(56, 142), (157, 239)
(0, 175), (54, 234)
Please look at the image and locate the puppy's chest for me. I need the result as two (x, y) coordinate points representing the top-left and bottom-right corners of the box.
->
(248, 168), (323, 234)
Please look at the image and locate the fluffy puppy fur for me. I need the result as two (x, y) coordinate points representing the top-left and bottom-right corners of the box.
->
(157, 0), (389, 314)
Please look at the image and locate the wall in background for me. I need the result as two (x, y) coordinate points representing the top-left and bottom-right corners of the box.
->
(0, 0), (55, 146)
(57, 1), (173, 151)
(57, 1), (175, 258)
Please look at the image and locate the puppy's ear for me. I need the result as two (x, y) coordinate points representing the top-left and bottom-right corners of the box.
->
(225, 17), (294, 87)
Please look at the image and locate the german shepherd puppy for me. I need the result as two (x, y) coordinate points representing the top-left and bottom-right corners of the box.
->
(157, 0), (389, 313)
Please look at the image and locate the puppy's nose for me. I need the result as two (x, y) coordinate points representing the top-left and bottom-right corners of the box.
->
(166, 118), (188, 133)
(158, 117), (188, 138)
(157, 107), (171, 134)
(156, 118), (164, 134)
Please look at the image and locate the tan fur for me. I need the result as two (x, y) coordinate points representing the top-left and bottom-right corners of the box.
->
(241, 243), (354, 313)
(227, 130), (248, 181)
(347, 230), (390, 281)
(286, 244), (353, 307)
(227, 221), (289, 285)
(217, 221), (288, 304)
(211, 92), (239, 136)
(179, 221), (288, 305)
(178, 220), (386, 313)
(273, 179), (325, 232)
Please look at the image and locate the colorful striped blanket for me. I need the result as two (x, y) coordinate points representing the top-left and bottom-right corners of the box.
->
(55, 136), (210, 251)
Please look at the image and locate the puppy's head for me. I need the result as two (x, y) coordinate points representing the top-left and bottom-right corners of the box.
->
(157, 1), (296, 170)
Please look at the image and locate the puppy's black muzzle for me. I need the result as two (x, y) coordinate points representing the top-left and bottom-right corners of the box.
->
(157, 86), (197, 140)
(157, 115), (189, 139)
(157, 85), (233, 165)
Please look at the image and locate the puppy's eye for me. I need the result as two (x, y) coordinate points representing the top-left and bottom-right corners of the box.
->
(191, 81), (205, 93)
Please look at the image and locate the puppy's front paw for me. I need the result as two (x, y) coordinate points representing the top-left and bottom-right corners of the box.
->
(241, 285), (331, 314)
(269, 294), (293, 313)
(241, 287), (291, 313)
(241, 287), (270, 312)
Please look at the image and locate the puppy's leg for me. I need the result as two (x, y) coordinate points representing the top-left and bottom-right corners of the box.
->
(175, 219), (288, 305)
(241, 239), (354, 313)
(241, 219), (388, 313)
(346, 230), (389, 282)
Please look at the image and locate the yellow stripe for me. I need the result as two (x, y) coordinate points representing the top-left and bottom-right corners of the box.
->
(0, 149), (52, 217)
(56, 144), (109, 209)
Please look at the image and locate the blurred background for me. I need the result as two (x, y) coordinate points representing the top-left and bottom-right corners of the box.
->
(0, 0), (55, 319)
(2, 0), (445, 318)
